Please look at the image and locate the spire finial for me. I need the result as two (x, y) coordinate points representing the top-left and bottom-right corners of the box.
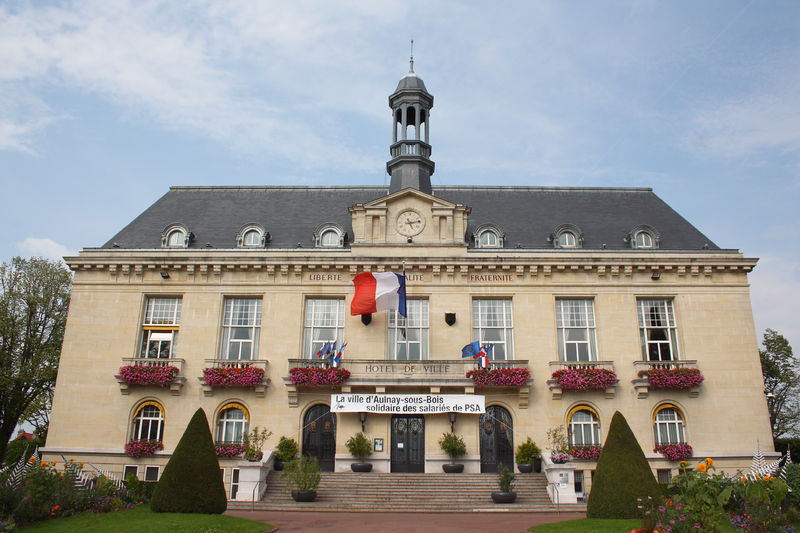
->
(409, 39), (414, 73)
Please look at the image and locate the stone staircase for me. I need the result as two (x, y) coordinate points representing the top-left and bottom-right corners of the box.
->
(229, 471), (587, 513)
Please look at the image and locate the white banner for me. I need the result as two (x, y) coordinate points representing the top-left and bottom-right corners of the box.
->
(330, 393), (485, 414)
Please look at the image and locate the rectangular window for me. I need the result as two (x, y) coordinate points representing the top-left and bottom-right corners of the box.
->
(141, 297), (182, 358)
(303, 299), (345, 358)
(220, 298), (262, 360)
(123, 465), (138, 480)
(556, 299), (597, 361)
(574, 470), (584, 494)
(657, 469), (673, 484)
(638, 299), (679, 361)
(388, 299), (429, 360)
(472, 299), (514, 360)
(144, 466), (159, 482)
(230, 468), (240, 499)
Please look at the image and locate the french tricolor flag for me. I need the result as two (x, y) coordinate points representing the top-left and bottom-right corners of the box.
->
(351, 272), (407, 317)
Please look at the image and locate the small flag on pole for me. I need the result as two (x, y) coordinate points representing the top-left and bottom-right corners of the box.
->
(330, 342), (346, 368)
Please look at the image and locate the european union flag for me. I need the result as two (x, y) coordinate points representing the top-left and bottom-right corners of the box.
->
(461, 341), (481, 358)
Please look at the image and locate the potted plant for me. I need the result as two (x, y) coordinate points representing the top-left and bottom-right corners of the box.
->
(280, 455), (321, 502)
(274, 436), (299, 471)
(515, 437), (542, 473)
(243, 426), (272, 461)
(438, 432), (466, 473)
(346, 432), (373, 472)
(491, 464), (517, 503)
(546, 426), (571, 464)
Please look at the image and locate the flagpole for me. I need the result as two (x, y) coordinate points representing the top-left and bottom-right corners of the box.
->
(401, 261), (407, 339)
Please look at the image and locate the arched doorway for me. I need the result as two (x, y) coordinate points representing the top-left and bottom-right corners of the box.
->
(479, 405), (514, 473)
(391, 415), (425, 473)
(302, 404), (336, 472)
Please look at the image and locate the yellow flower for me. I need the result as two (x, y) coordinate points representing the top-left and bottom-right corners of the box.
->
(697, 462), (707, 472)
(705, 457), (713, 466)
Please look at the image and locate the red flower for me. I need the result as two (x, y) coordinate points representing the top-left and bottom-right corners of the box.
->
(466, 368), (530, 387)
(203, 366), (265, 387)
(117, 365), (179, 386)
(551, 368), (618, 391)
(289, 367), (351, 386)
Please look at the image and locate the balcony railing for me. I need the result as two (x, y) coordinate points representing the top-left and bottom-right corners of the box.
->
(200, 359), (269, 398)
(390, 140), (432, 158)
(284, 358), (532, 408)
(632, 360), (700, 399)
(116, 357), (186, 395)
(546, 360), (618, 400)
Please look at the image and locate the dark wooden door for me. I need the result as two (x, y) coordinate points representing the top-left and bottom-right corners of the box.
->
(391, 415), (425, 473)
(479, 406), (514, 473)
(302, 404), (336, 472)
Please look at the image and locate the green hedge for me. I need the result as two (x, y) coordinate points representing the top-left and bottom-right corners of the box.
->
(774, 438), (800, 463)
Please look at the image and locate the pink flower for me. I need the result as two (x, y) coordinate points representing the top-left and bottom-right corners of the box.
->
(125, 439), (163, 457)
(551, 368), (618, 391)
(214, 444), (245, 457)
(466, 368), (530, 387)
(640, 368), (704, 390)
(118, 365), (179, 386)
(654, 443), (693, 461)
(568, 446), (602, 460)
(289, 367), (351, 386)
(203, 366), (265, 387)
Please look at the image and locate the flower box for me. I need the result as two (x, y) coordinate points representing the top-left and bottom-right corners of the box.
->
(203, 366), (265, 387)
(125, 439), (163, 458)
(117, 365), (179, 386)
(569, 445), (602, 461)
(215, 444), (246, 457)
(550, 451), (571, 464)
(654, 443), (693, 461)
(288, 367), (351, 386)
(466, 368), (530, 387)
(639, 368), (704, 390)
(551, 368), (618, 391)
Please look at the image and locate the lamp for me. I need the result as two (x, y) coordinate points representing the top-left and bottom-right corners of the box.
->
(359, 412), (367, 433)
(449, 412), (457, 432)
(160, 270), (170, 279)
(651, 270), (661, 281)
(445, 313), (456, 326)
(361, 314), (372, 326)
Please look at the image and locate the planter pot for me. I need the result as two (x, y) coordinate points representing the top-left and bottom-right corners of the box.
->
(245, 452), (263, 462)
(442, 463), (464, 473)
(291, 490), (317, 502)
(533, 458), (542, 473)
(491, 491), (517, 504)
(517, 463), (533, 473)
(273, 459), (284, 471)
(351, 462), (373, 472)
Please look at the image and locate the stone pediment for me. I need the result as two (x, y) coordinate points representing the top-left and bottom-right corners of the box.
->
(349, 188), (471, 246)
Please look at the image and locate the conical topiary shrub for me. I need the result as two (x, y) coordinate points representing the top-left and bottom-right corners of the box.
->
(150, 408), (227, 513)
(586, 411), (660, 519)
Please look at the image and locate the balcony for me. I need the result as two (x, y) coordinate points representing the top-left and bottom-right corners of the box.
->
(546, 360), (618, 400)
(115, 357), (186, 395)
(284, 358), (532, 408)
(632, 360), (701, 399)
(199, 359), (270, 398)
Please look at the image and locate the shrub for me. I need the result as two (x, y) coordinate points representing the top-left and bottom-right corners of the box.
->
(586, 411), (660, 519)
(150, 408), (227, 514)
(346, 433), (373, 460)
(3, 437), (44, 466)
(117, 365), (179, 386)
(551, 368), (618, 391)
(438, 433), (466, 460)
(640, 367), (704, 390)
(243, 426), (273, 461)
(654, 443), (693, 461)
(466, 368), (530, 387)
(497, 464), (515, 492)
(288, 367), (350, 386)
(124, 474), (156, 503)
(280, 456), (321, 491)
(515, 438), (541, 464)
(275, 436), (299, 462)
(728, 471), (790, 531)
(785, 462), (800, 509)
(774, 437), (800, 463)
(202, 366), (264, 387)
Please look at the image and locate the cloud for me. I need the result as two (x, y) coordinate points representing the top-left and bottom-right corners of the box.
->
(16, 238), (76, 261)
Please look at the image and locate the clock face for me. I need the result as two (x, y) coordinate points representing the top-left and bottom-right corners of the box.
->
(396, 209), (426, 237)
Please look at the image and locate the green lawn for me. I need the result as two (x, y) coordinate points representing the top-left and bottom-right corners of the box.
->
(20, 504), (273, 532)
(529, 518), (642, 533)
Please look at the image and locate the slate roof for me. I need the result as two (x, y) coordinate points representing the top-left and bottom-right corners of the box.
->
(100, 186), (719, 251)
(394, 72), (428, 93)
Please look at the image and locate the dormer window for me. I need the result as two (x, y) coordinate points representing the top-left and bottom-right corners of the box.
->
(236, 224), (267, 248)
(474, 225), (504, 249)
(628, 225), (660, 249)
(314, 224), (345, 248)
(161, 224), (190, 248)
(552, 224), (583, 249)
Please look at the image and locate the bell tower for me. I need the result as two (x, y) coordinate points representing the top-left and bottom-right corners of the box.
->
(387, 49), (435, 194)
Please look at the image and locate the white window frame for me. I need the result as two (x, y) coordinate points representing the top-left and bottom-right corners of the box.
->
(220, 298), (262, 360)
(123, 465), (139, 480)
(556, 299), (597, 362)
(230, 468), (241, 499)
(144, 465), (160, 482)
(320, 228), (341, 247)
(654, 407), (686, 445)
(302, 298), (345, 358)
(131, 403), (164, 441)
(478, 229), (499, 248)
(472, 299), (514, 360)
(388, 299), (429, 360)
(568, 408), (601, 447)
(141, 297), (182, 358)
(635, 231), (654, 249)
(638, 299), (679, 361)
(216, 406), (249, 444)
(243, 229), (261, 246)
(559, 231), (577, 248)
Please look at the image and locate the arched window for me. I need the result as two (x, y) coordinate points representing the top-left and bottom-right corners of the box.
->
(243, 229), (261, 246)
(567, 406), (600, 446)
(635, 231), (654, 249)
(236, 224), (267, 248)
(552, 224), (583, 249)
(560, 231), (577, 248)
(161, 224), (190, 248)
(131, 401), (164, 441)
(314, 224), (344, 248)
(474, 225), (504, 249)
(653, 405), (685, 445)
(216, 403), (250, 444)
(628, 225), (660, 249)
(320, 229), (340, 247)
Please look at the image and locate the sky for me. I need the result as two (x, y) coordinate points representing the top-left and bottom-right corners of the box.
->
(0, 0), (798, 352)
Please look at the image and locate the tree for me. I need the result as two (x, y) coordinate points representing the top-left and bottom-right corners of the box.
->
(586, 411), (660, 519)
(150, 408), (227, 513)
(0, 257), (71, 460)
(760, 329), (800, 439)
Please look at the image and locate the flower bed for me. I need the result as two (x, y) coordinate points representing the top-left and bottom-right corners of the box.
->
(568, 445), (602, 460)
(640, 367), (704, 390)
(117, 365), (179, 386)
(466, 368), (530, 387)
(203, 366), (265, 387)
(215, 444), (246, 457)
(654, 443), (693, 461)
(124, 438), (163, 457)
(551, 368), (618, 391)
(289, 367), (351, 386)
